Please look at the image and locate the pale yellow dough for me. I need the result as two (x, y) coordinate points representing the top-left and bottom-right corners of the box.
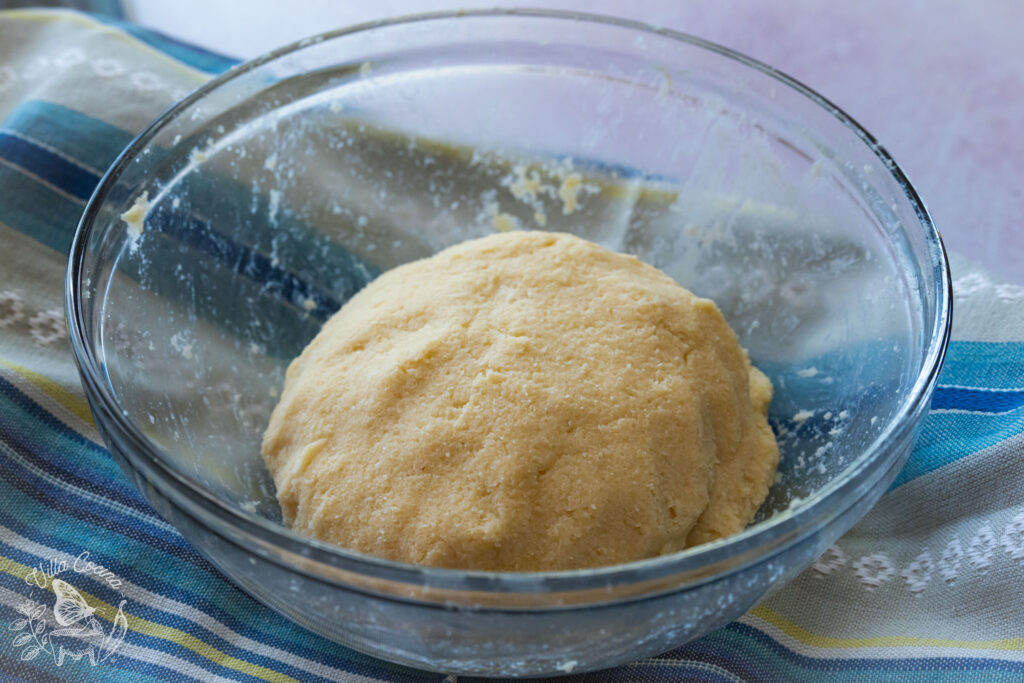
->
(261, 231), (778, 571)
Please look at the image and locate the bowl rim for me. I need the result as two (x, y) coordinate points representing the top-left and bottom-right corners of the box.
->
(65, 7), (953, 599)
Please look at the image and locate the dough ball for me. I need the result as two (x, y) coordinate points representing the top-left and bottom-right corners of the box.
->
(261, 231), (778, 571)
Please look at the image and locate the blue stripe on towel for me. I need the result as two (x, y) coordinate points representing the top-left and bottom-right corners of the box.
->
(0, 132), (99, 201)
(931, 386), (1024, 413)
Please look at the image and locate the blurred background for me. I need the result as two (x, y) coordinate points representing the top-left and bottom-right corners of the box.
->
(7, 0), (1022, 284)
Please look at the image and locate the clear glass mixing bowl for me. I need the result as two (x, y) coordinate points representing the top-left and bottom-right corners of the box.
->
(66, 10), (951, 677)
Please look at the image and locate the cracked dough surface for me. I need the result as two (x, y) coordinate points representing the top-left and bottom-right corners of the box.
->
(261, 231), (778, 571)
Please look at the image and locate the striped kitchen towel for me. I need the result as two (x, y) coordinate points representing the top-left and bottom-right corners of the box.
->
(0, 9), (1022, 682)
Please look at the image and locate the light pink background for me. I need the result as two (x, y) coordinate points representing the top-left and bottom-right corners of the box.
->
(130, 0), (1024, 283)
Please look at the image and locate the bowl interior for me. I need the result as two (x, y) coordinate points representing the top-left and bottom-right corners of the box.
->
(77, 13), (937, 554)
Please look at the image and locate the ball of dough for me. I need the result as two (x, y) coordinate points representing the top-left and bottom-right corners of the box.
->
(261, 231), (778, 571)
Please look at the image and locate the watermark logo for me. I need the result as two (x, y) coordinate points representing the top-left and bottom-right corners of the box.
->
(10, 553), (128, 666)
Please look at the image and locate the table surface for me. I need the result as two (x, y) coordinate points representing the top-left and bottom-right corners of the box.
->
(126, 0), (1024, 284)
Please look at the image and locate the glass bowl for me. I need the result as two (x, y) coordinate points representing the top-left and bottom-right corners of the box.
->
(65, 9), (951, 677)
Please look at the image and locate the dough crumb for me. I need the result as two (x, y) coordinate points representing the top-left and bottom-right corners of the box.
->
(533, 211), (547, 227)
(797, 367), (818, 378)
(558, 173), (583, 214)
(509, 165), (542, 201)
(793, 409), (814, 423)
(492, 212), (517, 232)
(120, 191), (150, 246)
